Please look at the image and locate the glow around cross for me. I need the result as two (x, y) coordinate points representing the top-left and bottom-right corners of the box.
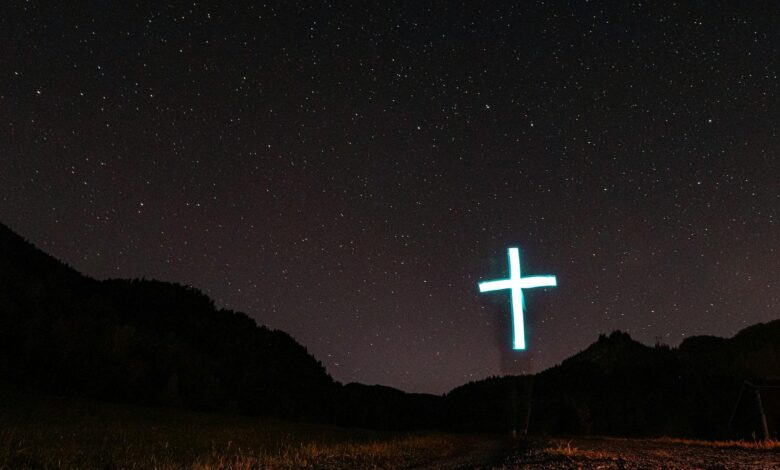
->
(478, 247), (557, 350)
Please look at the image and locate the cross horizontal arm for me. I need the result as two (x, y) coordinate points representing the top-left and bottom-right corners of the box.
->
(478, 279), (514, 292)
(517, 276), (557, 288)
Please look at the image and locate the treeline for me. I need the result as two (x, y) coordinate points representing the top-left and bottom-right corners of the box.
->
(0, 223), (441, 429)
(445, 326), (779, 439)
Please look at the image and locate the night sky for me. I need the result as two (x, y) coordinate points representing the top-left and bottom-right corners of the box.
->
(1, 2), (778, 394)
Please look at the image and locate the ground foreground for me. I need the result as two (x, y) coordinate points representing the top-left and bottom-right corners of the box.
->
(1, 394), (777, 469)
(494, 436), (779, 470)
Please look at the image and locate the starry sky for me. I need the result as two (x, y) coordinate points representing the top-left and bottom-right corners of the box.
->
(1, 2), (779, 394)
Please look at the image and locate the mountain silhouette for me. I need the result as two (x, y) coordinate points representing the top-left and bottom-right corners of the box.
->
(0, 222), (442, 429)
(0, 221), (777, 438)
(561, 330), (661, 372)
(0, 222), (338, 419)
(445, 322), (779, 438)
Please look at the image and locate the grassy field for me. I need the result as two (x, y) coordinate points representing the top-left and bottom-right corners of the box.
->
(2, 393), (777, 469)
(525, 436), (780, 469)
(0, 393), (459, 469)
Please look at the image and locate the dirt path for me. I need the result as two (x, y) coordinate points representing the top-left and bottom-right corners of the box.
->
(411, 435), (519, 469)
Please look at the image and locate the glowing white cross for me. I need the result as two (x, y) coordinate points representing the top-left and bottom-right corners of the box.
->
(478, 247), (557, 350)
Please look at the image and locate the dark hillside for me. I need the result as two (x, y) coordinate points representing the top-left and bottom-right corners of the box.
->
(0, 223), (337, 419)
(445, 323), (780, 439)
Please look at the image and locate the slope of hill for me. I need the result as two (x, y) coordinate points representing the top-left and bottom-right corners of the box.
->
(445, 321), (780, 439)
(0, 222), (338, 420)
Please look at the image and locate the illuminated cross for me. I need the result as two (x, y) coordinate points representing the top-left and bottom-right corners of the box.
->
(478, 247), (557, 350)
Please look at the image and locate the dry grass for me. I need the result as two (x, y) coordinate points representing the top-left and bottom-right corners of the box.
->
(541, 435), (780, 465)
(0, 394), (458, 469)
(542, 441), (615, 461)
(533, 436), (780, 469)
(656, 436), (780, 451)
(182, 436), (455, 469)
(1, 433), (455, 469)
